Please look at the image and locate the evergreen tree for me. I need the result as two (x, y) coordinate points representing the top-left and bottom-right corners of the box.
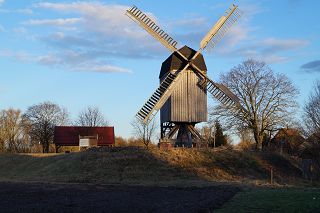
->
(214, 120), (227, 147)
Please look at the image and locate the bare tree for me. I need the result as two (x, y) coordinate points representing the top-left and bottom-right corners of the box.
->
(0, 111), (6, 152)
(304, 81), (320, 135)
(131, 118), (157, 149)
(3, 109), (22, 152)
(0, 109), (28, 152)
(210, 59), (299, 149)
(200, 125), (214, 146)
(76, 106), (108, 127)
(236, 129), (256, 150)
(22, 102), (69, 153)
(302, 81), (320, 174)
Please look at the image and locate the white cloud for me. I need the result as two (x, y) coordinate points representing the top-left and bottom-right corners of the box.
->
(37, 54), (62, 65)
(169, 17), (208, 28)
(263, 55), (288, 64)
(74, 64), (132, 73)
(0, 0), (4, 6)
(224, 37), (309, 64)
(0, 8), (33, 14)
(35, 2), (144, 39)
(260, 38), (309, 53)
(34, 2), (166, 51)
(0, 49), (131, 74)
(36, 52), (132, 73)
(222, 24), (252, 48)
(0, 49), (32, 62)
(25, 1), (168, 74)
(236, 52), (289, 64)
(17, 9), (33, 15)
(24, 18), (82, 26)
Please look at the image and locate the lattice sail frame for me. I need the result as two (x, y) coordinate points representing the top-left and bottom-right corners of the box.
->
(200, 4), (242, 51)
(126, 6), (178, 52)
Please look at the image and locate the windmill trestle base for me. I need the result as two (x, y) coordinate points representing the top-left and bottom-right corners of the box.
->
(160, 122), (207, 148)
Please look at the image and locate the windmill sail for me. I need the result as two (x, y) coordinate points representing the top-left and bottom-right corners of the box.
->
(136, 71), (184, 124)
(126, 5), (178, 52)
(200, 4), (242, 51)
(199, 76), (248, 116)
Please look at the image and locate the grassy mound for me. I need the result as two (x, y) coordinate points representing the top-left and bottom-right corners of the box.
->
(0, 147), (306, 186)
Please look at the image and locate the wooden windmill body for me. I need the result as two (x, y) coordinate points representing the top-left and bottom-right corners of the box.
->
(126, 4), (247, 147)
(159, 46), (207, 146)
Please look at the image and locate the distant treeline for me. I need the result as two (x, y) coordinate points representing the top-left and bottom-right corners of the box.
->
(0, 103), (108, 153)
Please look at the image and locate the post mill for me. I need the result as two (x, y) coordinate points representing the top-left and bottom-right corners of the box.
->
(126, 4), (248, 147)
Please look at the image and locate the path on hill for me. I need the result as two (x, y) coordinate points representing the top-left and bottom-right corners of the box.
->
(0, 182), (239, 213)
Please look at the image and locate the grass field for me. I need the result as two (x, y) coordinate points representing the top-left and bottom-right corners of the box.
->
(217, 188), (320, 212)
(0, 147), (311, 186)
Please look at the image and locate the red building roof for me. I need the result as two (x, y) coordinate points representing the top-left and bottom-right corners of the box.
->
(54, 126), (115, 146)
(271, 128), (305, 155)
(272, 128), (305, 143)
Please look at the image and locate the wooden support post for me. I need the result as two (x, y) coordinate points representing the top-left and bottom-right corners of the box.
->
(55, 145), (60, 153)
(270, 167), (274, 185)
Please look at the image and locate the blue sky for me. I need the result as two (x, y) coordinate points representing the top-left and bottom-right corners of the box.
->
(0, 0), (319, 140)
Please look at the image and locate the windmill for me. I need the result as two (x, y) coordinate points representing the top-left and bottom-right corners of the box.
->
(126, 4), (248, 147)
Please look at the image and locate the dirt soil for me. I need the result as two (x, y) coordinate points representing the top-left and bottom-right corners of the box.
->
(0, 182), (239, 213)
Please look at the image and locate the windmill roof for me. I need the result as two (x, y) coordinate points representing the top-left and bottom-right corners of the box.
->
(159, 45), (207, 79)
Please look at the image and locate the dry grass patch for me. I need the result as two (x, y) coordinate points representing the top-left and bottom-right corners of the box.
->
(0, 147), (309, 186)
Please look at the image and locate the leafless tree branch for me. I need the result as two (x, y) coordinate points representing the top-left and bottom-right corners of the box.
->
(76, 106), (108, 127)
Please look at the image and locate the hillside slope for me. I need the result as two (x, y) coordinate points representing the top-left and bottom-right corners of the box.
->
(0, 147), (305, 186)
